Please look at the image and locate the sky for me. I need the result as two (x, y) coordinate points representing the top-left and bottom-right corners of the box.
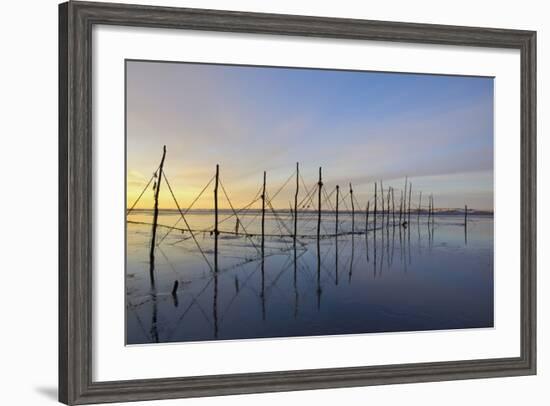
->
(126, 60), (494, 211)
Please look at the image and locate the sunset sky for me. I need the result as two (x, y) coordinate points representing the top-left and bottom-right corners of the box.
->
(126, 60), (494, 211)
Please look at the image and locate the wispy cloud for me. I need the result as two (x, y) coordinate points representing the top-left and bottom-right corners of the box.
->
(126, 61), (494, 210)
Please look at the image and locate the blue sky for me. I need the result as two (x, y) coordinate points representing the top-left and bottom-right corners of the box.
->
(126, 60), (494, 211)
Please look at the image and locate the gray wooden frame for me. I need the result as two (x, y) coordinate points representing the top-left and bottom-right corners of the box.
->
(59, 1), (536, 404)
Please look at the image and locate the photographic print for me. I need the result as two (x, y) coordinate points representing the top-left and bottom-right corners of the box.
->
(125, 60), (494, 345)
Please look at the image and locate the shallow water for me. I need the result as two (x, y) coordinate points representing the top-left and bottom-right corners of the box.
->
(126, 211), (493, 344)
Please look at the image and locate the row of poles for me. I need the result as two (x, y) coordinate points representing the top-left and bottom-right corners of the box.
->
(146, 147), (471, 281)
(137, 146), (472, 340)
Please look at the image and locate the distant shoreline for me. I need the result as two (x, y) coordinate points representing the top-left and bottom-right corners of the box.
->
(127, 208), (494, 216)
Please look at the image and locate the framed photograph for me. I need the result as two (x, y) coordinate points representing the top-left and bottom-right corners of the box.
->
(59, 1), (536, 404)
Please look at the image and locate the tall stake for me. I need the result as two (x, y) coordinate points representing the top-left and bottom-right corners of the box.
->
(382, 181), (385, 227)
(391, 187), (395, 227)
(316, 168), (322, 310)
(294, 162), (299, 246)
(386, 187), (390, 228)
(214, 164), (219, 271)
(418, 191), (422, 222)
(149, 145), (166, 283)
(258, 171), (267, 319)
(403, 176), (408, 222)
(350, 183), (355, 234)
(366, 200), (370, 233)
(464, 204), (467, 245)
(317, 167), (323, 240)
(399, 191), (403, 227)
(335, 185), (340, 235)
(428, 195), (432, 223)
(374, 183), (377, 231)
(261, 171), (266, 255)
(408, 182), (412, 223)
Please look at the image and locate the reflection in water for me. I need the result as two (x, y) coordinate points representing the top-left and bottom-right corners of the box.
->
(348, 234), (354, 284)
(126, 212), (493, 344)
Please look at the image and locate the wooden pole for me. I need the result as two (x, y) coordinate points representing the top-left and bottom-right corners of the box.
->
(399, 191), (403, 227)
(374, 183), (377, 231)
(261, 171), (266, 255)
(391, 187), (395, 227)
(428, 195), (432, 223)
(386, 187), (390, 228)
(214, 164), (219, 271)
(408, 182), (412, 223)
(171, 280), (179, 307)
(403, 176), (408, 222)
(428, 195), (432, 222)
(366, 200), (370, 233)
(317, 167), (323, 239)
(294, 162), (299, 246)
(350, 183), (355, 234)
(335, 185), (340, 236)
(418, 191), (422, 222)
(149, 145), (166, 283)
(464, 204), (467, 245)
(335, 185), (339, 285)
(316, 170), (322, 310)
(380, 181), (386, 227)
(171, 280), (179, 296)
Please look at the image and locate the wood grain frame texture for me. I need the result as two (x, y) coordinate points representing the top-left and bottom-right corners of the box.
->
(58, 1), (537, 404)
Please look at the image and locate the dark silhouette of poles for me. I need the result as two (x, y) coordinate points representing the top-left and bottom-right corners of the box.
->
(350, 183), (355, 234)
(213, 272), (219, 336)
(212, 164), (220, 336)
(418, 191), (422, 222)
(261, 255), (266, 320)
(399, 191), (403, 227)
(408, 182), (412, 224)
(365, 200), (370, 232)
(316, 235), (321, 310)
(366, 200), (370, 263)
(294, 162), (299, 247)
(151, 288), (159, 343)
(335, 185), (340, 236)
(380, 181), (385, 229)
(335, 185), (339, 285)
(293, 240), (298, 318)
(261, 171), (267, 320)
(428, 195), (432, 224)
(374, 183), (377, 231)
(464, 203), (468, 244)
(391, 187), (395, 227)
(214, 164), (219, 271)
(317, 167), (323, 240)
(261, 171), (266, 256)
(171, 280), (179, 308)
(149, 145), (166, 284)
(316, 167), (323, 309)
(403, 176), (408, 226)
(293, 163), (299, 316)
(386, 186), (391, 228)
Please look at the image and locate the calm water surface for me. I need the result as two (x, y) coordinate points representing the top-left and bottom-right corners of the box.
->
(126, 211), (493, 344)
